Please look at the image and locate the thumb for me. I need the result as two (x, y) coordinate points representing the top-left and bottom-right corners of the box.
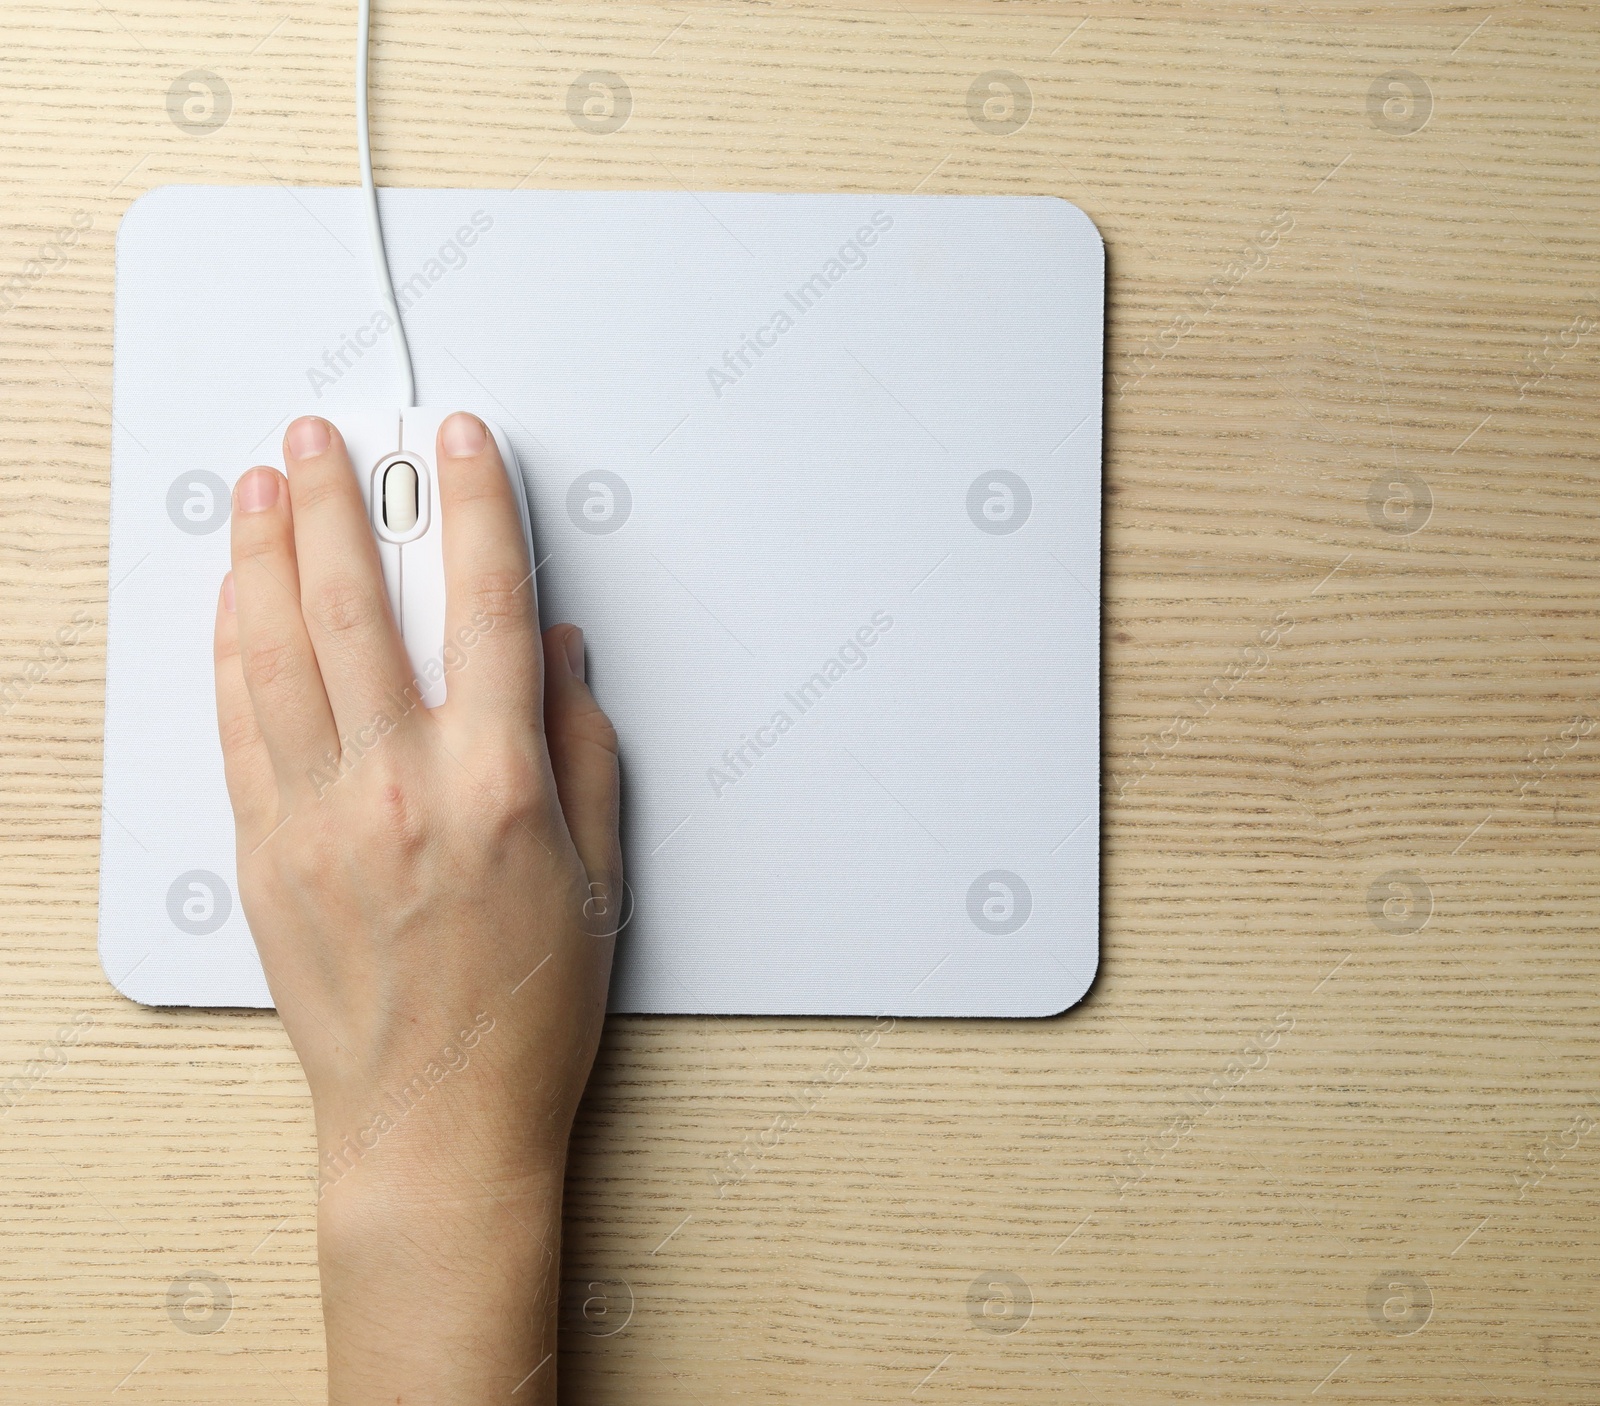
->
(541, 626), (624, 932)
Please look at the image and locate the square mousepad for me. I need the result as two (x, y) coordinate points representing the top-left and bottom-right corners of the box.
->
(101, 185), (1102, 1016)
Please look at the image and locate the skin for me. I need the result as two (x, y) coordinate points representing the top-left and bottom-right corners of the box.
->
(214, 412), (621, 1403)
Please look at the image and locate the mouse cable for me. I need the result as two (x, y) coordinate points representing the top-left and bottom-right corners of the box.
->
(356, 0), (416, 407)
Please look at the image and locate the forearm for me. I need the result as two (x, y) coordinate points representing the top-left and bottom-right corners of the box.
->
(318, 1166), (564, 1404)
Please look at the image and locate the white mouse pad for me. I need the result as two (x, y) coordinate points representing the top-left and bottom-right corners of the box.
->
(101, 186), (1102, 1017)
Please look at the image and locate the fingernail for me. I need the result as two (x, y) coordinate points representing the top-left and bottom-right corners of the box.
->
(441, 412), (487, 458)
(236, 468), (280, 513)
(286, 416), (330, 458)
(222, 572), (235, 613)
(563, 626), (585, 682)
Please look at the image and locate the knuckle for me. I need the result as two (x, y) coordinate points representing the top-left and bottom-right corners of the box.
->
(476, 744), (551, 824)
(217, 708), (262, 757)
(231, 529), (286, 566)
(462, 567), (532, 628)
(301, 761), (432, 868)
(555, 701), (620, 759)
(368, 771), (431, 858)
(313, 574), (383, 637)
(241, 637), (301, 693)
(442, 456), (508, 507)
(288, 467), (350, 516)
(281, 807), (344, 883)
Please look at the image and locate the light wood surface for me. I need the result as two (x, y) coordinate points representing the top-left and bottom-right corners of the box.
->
(3, 1), (1599, 1401)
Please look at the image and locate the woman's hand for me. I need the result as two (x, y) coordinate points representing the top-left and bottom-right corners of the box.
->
(213, 412), (620, 1404)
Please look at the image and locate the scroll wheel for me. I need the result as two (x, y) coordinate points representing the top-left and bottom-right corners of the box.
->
(382, 461), (419, 531)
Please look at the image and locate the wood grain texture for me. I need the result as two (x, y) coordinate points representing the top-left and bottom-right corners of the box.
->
(2, 1), (1598, 1401)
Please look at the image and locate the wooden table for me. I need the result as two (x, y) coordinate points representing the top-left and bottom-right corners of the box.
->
(2, 2), (1596, 1400)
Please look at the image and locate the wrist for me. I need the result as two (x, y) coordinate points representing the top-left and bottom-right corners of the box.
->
(308, 1055), (574, 1217)
(314, 1130), (568, 1257)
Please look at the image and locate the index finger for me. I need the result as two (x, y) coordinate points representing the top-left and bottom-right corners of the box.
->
(282, 416), (419, 738)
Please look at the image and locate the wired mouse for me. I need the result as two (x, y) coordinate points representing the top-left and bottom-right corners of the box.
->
(267, 408), (534, 707)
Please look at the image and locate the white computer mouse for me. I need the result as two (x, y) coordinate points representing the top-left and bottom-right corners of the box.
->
(267, 408), (535, 707)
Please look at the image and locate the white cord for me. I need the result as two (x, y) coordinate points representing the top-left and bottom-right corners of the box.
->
(357, 0), (416, 406)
